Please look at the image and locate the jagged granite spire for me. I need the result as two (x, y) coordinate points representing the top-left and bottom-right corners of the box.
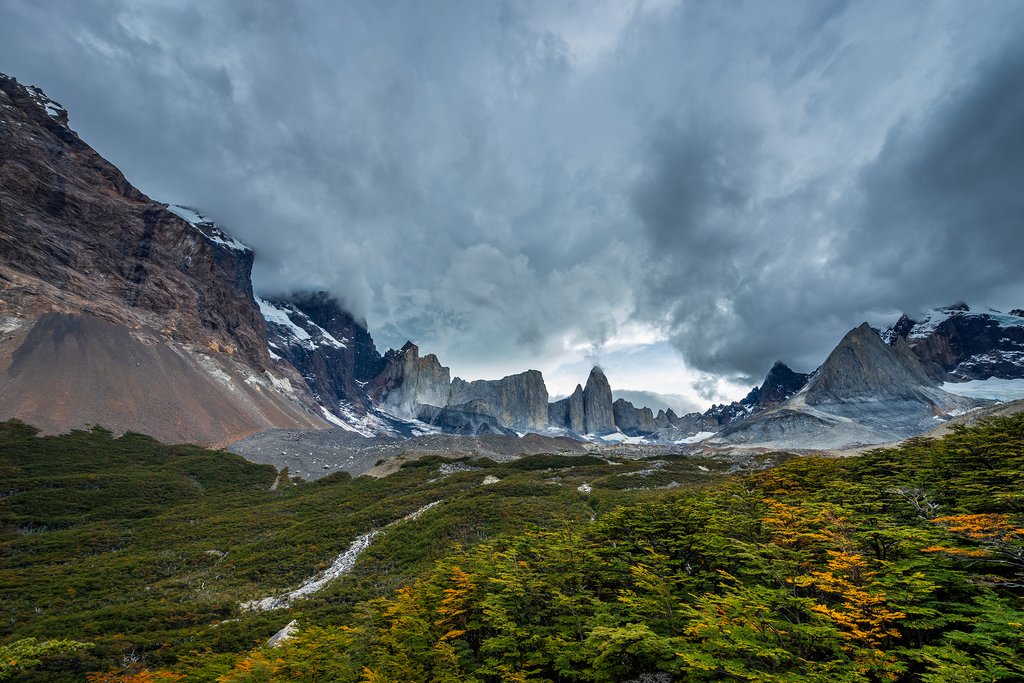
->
(583, 366), (615, 433)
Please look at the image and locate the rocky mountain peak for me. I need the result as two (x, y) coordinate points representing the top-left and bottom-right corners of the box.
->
(804, 322), (936, 404)
(612, 398), (658, 435)
(1, 74), (69, 126)
(757, 360), (810, 406)
(24, 81), (69, 125)
(583, 366), (615, 434)
(548, 383), (586, 432)
(258, 292), (389, 419)
(366, 341), (451, 418)
(883, 304), (1024, 381)
(0, 75), (327, 444)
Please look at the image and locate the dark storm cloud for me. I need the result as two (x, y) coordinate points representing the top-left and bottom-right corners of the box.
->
(2, 0), (1022, 394)
(851, 46), (1024, 307)
(630, 3), (1024, 381)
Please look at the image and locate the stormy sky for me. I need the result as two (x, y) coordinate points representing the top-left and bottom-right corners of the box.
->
(3, 0), (1022, 411)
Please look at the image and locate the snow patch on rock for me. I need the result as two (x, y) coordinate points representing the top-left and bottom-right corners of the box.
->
(25, 85), (66, 120)
(676, 431), (717, 444)
(166, 204), (251, 252)
(256, 297), (348, 350)
(941, 378), (1024, 402)
(257, 298), (311, 341)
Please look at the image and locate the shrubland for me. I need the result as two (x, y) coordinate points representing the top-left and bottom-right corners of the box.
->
(1, 415), (1022, 680)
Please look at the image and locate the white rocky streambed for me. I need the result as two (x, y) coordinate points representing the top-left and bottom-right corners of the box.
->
(241, 500), (441, 612)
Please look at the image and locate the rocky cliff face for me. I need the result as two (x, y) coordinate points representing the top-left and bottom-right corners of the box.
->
(548, 384), (585, 432)
(805, 323), (942, 404)
(258, 292), (385, 417)
(714, 322), (980, 449)
(755, 361), (811, 406)
(0, 74), (325, 445)
(414, 404), (515, 436)
(612, 398), (658, 435)
(365, 342), (452, 419)
(547, 368), (617, 435)
(884, 304), (1024, 381)
(0, 75), (275, 369)
(582, 367), (616, 434)
(447, 370), (548, 430)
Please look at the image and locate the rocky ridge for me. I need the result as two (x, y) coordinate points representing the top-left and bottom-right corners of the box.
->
(548, 384), (585, 433)
(0, 74), (325, 445)
(713, 322), (980, 449)
(447, 370), (549, 431)
(883, 303), (1024, 382)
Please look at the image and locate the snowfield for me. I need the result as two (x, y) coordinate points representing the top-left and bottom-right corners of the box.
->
(941, 378), (1024, 401)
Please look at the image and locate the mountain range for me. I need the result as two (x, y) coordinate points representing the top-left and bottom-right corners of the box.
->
(2, 74), (1023, 455)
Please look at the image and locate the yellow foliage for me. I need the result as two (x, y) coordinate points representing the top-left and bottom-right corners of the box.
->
(86, 672), (185, 683)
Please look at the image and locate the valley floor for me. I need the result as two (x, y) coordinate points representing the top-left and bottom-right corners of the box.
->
(2, 415), (1023, 681)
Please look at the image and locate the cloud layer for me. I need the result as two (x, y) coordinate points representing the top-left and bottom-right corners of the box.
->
(2, 0), (1022, 400)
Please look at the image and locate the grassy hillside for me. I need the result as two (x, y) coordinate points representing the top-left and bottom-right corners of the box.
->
(2, 416), (1023, 680)
(0, 420), (738, 680)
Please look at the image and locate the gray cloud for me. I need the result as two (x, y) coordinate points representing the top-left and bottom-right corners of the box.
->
(629, 2), (1024, 380)
(2, 0), (1022, 394)
(850, 45), (1024, 308)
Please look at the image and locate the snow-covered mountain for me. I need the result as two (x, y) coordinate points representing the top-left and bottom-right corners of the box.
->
(883, 303), (1024, 382)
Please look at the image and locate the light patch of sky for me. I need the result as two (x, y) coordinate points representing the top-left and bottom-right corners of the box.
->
(532, 0), (680, 69)
(545, 340), (750, 410)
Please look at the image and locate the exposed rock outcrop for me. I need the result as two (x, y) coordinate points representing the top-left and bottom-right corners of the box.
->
(258, 293), (383, 417)
(714, 322), (981, 449)
(805, 323), (941, 405)
(548, 399), (567, 429)
(612, 398), (659, 435)
(883, 305), (1024, 381)
(550, 367), (618, 435)
(548, 384), (585, 432)
(0, 75), (273, 370)
(582, 367), (616, 434)
(447, 370), (548, 430)
(0, 74), (326, 444)
(366, 342), (451, 419)
(415, 404), (515, 436)
(755, 361), (811, 406)
(696, 361), (810, 435)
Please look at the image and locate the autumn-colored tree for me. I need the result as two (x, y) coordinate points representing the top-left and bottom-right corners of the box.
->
(213, 652), (284, 683)
(927, 513), (1024, 586)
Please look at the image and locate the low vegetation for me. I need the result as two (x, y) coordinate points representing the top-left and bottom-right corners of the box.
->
(2, 415), (1022, 680)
